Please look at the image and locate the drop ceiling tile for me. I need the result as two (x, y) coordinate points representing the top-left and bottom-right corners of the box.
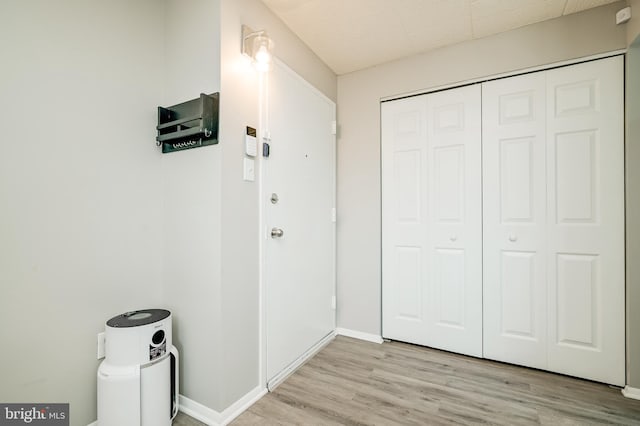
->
(395, 0), (473, 52)
(262, 0), (396, 73)
(261, 0), (623, 75)
(471, 0), (566, 39)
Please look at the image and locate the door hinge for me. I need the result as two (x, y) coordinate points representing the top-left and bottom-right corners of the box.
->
(331, 207), (336, 223)
(331, 120), (337, 135)
(331, 295), (336, 310)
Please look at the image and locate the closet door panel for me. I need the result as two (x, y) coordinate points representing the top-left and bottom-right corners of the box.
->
(382, 96), (429, 345)
(382, 86), (482, 356)
(426, 85), (482, 357)
(482, 73), (548, 368)
(546, 56), (625, 386)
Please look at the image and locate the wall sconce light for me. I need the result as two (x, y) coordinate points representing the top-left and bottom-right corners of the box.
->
(242, 25), (274, 72)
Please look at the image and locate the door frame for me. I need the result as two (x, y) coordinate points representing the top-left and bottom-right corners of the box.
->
(258, 58), (337, 390)
(380, 50), (626, 103)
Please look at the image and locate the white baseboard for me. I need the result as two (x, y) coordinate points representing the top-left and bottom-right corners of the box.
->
(88, 385), (266, 426)
(179, 395), (222, 425)
(179, 385), (266, 426)
(336, 327), (383, 344)
(267, 331), (336, 391)
(622, 385), (640, 400)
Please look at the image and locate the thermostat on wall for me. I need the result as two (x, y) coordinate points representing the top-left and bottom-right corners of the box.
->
(246, 126), (257, 157)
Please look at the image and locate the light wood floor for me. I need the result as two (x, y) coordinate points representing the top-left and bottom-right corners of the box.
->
(180, 336), (640, 425)
(174, 412), (207, 426)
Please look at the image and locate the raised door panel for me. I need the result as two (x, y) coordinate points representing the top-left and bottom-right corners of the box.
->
(555, 131), (597, 224)
(434, 248), (465, 328)
(500, 251), (537, 340)
(426, 84), (482, 357)
(500, 137), (534, 222)
(433, 145), (464, 222)
(382, 96), (429, 345)
(555, 254), (599, 349)
(394, 150), (422, 223)
(546, 56), (625, 386)
(394, 246), (423, 321)
(482, 73), (547, 368)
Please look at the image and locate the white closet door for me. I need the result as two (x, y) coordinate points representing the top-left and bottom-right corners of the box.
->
(425, 85), (482, 357)
(482, 73), (548, 368)
(382, 86), (482, 356)
(545, 56), (625, 385)
(382, 96), (429, 345)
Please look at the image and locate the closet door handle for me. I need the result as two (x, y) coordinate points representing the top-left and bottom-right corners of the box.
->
(449, 235), (457, 242)
(508, 234), (517, 242)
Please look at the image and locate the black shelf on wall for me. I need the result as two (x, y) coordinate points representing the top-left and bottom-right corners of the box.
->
(156, 93), (220, 153)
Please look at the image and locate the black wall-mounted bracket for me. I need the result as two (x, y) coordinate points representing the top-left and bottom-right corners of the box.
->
(156, 93), (219, 154)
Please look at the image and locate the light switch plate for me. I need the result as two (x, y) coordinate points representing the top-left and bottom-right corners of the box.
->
(243, 158), (255, 181)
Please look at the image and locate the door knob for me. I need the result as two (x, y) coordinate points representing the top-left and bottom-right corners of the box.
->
(449, 235), (457, 242)
(509, 234), (517, 242)
(271, 228), (284, 238)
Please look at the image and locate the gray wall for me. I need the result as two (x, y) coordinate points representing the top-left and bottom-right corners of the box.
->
(626, 36), (640, 388)
(627, 0), (640, 45)
(216, 0), (336, 410)
(0, 0), (337, 423)
(218, 0), (263, 411)
(336, 2), (628, 336)
(154, 0), (339, 415)
(161, 0), (224, 412)
(0, 1), (165, 425)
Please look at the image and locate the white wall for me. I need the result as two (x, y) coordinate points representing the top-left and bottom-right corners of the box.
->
(336, 2), (628, 336)
(0, 1), (165, 425)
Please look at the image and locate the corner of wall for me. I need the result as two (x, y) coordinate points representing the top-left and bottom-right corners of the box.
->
(625, 41), (640, 388)
(627, 0), (640, 46)
(161, 0), (225, 412)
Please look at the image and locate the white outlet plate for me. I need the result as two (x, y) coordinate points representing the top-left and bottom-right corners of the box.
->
(97, 332), (105, 359)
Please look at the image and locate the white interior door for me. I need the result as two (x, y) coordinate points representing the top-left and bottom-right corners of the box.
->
(382, 85), (482, 357)
(482, 72), (548, 368)
(545, 57), (625, 385)
(264, 61), (336, 386)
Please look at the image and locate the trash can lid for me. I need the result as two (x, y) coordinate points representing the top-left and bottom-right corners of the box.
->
(106, 309), (170, 328)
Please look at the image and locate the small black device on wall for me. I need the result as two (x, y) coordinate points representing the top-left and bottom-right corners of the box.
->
(156, 93), (219, 154)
